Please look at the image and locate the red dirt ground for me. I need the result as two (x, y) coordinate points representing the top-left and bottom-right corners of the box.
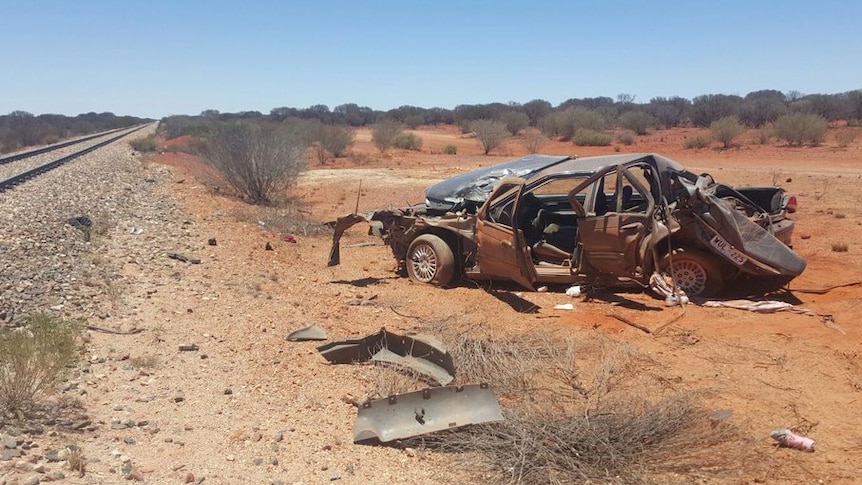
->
(146, 125), (862, 483)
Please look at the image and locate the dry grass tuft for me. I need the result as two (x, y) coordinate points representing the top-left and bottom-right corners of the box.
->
(387, 323), (752, 483)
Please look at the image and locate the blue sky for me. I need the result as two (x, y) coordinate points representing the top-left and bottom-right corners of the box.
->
(2, 0), (861, 118)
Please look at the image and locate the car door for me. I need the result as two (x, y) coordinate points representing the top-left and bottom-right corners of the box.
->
(569, 165), (655, 276)
(475, 178), (538, 289)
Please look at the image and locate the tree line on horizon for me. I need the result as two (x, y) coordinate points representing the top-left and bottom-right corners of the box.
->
(174, 88), (862, 132)
(0, 111), (150, 154)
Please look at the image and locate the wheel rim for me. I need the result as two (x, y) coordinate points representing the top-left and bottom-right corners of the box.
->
(409, 243), (438, 283)
(671, 259), (708, 296)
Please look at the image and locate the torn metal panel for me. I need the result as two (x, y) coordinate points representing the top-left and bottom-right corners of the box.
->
(353, 383), (504, 443)
(425, 154), (572, 213)
(286, 324), (328, 341)
(371, 348), (454, 385)
(317, 328), (455, 385)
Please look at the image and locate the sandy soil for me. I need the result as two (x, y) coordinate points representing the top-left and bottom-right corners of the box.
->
(42, 125), (862, 484)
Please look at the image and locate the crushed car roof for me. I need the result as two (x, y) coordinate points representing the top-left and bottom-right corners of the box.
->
(424, 153), (688, 212)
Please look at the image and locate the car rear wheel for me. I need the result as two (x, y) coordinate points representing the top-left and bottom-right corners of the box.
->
(406, 234), (455, 286)
(660, 248), (724, 297)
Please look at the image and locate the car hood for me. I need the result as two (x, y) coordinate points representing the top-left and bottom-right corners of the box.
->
(424, 154), (572, 213)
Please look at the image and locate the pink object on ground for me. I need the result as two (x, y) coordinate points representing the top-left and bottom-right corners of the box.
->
(771, 428), (815, 452)
(282, 234), (297, 243)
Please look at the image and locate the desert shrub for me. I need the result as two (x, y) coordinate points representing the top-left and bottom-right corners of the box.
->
(442, 144), (458, 155)
(616, 130), (636, 145)
(572, 128), (613, 146)
(618, 110), (656, 135)
(386, 326), (749, 484)
(393, 132), (423, 151)
(558, 108), (606, 140)
(129, 135), (158, 152)
(755, 128), (773, 145)
(372, 119), (404, 153)
(835, 129), (857, 148)
(520, 131), (549, 153)
(470, 119), (509, 155)
(499, 111), (530, 136)
(319, 124), (355, 158)
(305, 122), (355, 162)
(0, 313), (80, 413)
(202, 121), (306, 204)
(710, 116), (746, 148)
(774, 113), (827, 146)
(683, 135), (712, 149)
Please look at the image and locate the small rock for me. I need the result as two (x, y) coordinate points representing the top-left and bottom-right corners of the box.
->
(269, 457), (278, 466)
(208, 238), (217, 246)
(44, 449), (61, 463)
(126, 469), (144, 481)
(251, 431), (262, 442)
(404, 447), (416, 457)
(2, 435), (18, 448)
(47, 471), (65, 480)
(265, 242), (274, 251)
(223, 388), (233, 395)
(252, 457), (263, 466)
(22, 477), (40, 485)
(272, 431), (284, 443)
(123, 437), (136, 445)
(1, 448), (22, 461)
(184, 472), (195, 483)
(225, 455), (235, 462)
(173, 396), (185, 403)
(33, 464), (46, 473)
(330, 472), (341, 481)
(178, 344), (199, 352)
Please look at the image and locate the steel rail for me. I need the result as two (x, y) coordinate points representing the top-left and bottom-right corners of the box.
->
(0, 125), (148, 193)
(0, 126), (131, 166)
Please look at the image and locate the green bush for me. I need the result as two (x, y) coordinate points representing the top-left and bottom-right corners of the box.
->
(616, 131), (636, 145)
(129, 135), (158, 152)
(572, 129), (613, 146)
(683, 135), (712, 149)
(442, 144), (458, 155)
(0, 314), (80, 413)
(393, 132), (423, 151)
(618, 111), (656, 135)
(710, 116), (746, 148)
(774, 113), (827, 146)
(403, 114), (425, 129)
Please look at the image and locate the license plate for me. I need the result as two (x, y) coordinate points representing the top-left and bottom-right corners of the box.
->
(709, 234), (747, 265)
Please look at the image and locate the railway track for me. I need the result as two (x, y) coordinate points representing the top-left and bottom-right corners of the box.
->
(0, 124), (149, 193)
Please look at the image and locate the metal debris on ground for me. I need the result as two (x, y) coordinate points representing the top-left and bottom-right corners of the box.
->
(701, 299), (812, 314)
(317, 328), (455, 385)
(285, 324), (328, 341)
(353, 383), (504, 443)
(167, 252), (202, 264)
(178, 344), (199, 352)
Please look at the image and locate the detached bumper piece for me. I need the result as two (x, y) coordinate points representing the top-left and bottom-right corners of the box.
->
(354, 383), (504, 443)
(317, 328), (456, 385)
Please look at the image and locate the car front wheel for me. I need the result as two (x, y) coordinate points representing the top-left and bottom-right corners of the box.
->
(660, 248), (724, 297)
(406, 234), (455, 286)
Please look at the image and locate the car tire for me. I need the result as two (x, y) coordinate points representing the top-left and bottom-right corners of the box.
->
(660, 247), (724, 297)
(406, 234), (455, 286)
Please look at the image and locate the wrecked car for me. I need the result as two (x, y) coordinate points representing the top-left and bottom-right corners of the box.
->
(329, 153), (805, 297)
